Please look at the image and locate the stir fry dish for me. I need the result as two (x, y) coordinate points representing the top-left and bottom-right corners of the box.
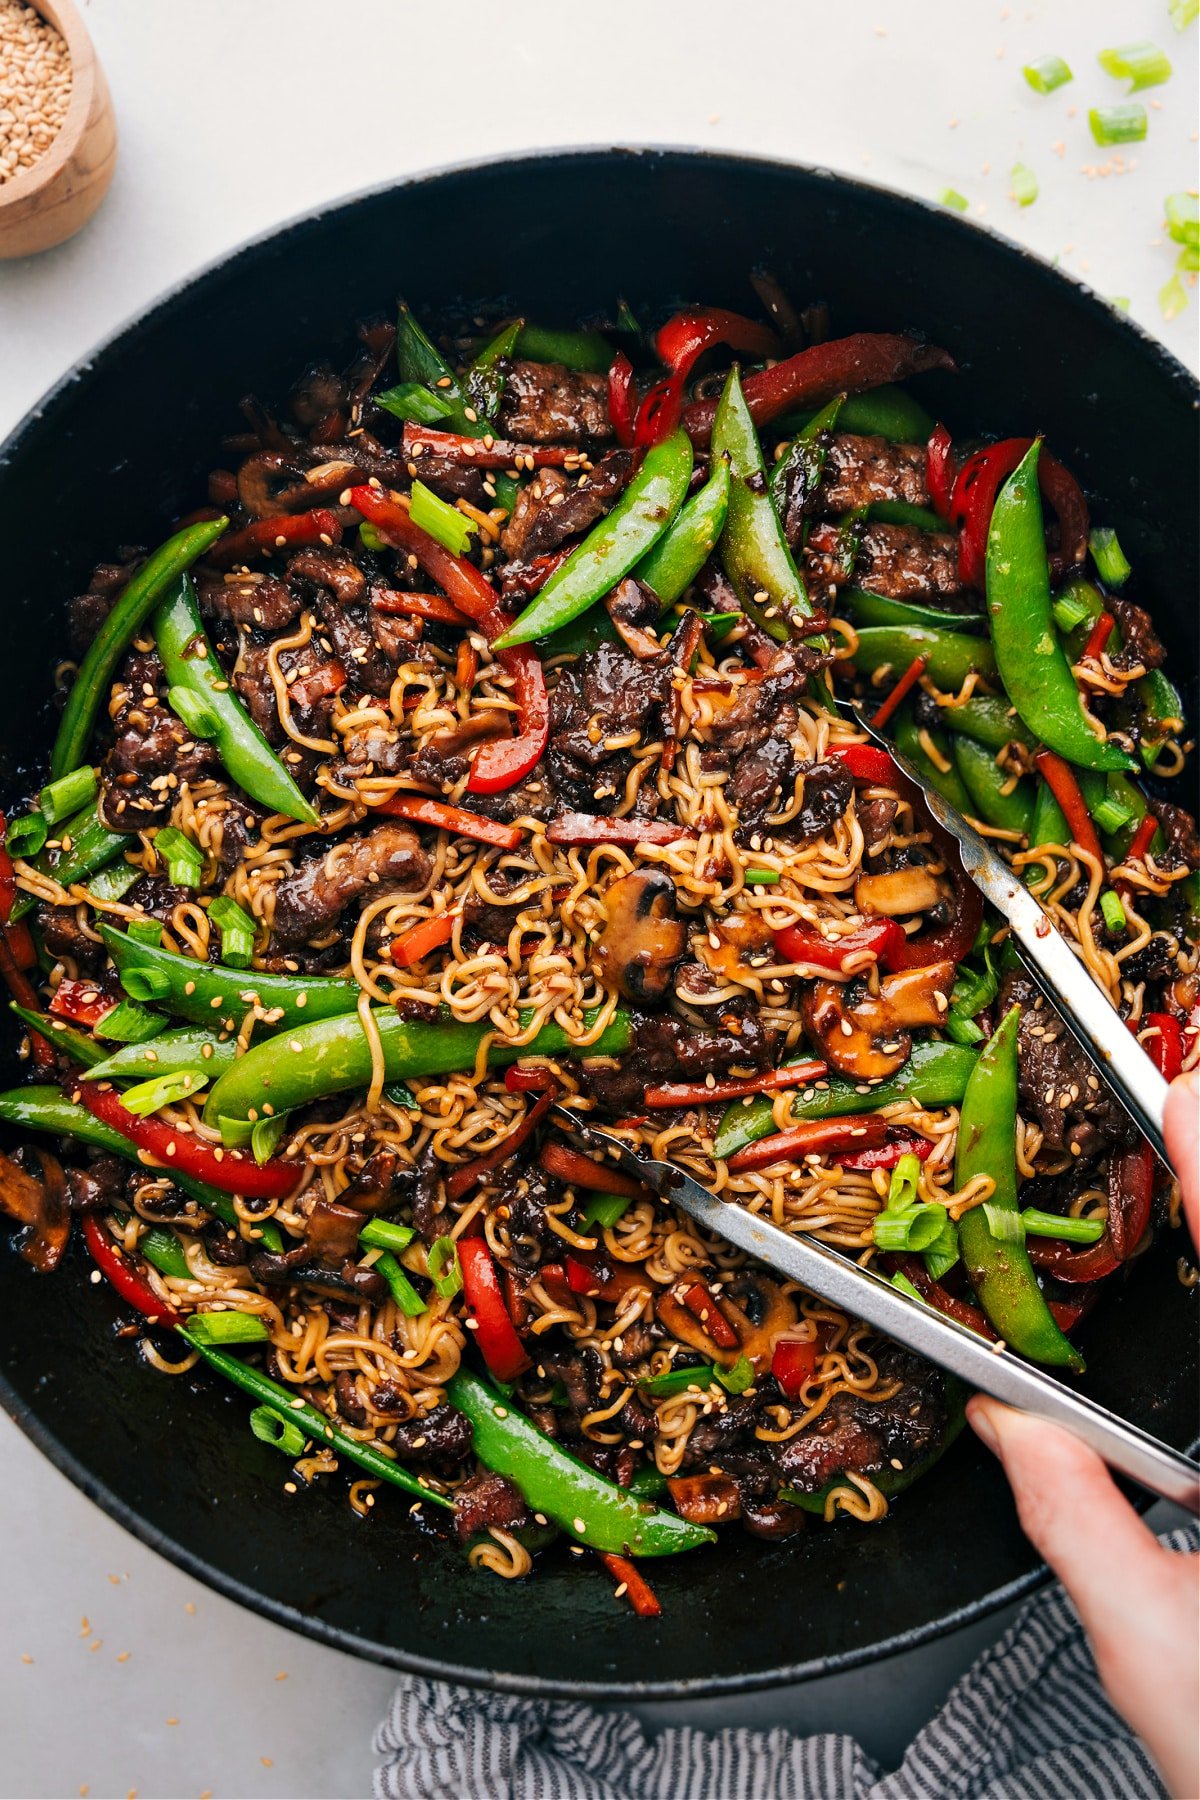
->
(1, 292), (1195, 1613)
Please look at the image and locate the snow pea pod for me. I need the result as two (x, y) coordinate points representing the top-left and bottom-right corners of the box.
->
(635, 455), (730, 604)
(852, 625), (996, 691)
(8, 1002), (107, 1068)
(868, 500), (946, 532)
(712, 368), (815, 644)
(986, 444), (1133, 771)
(396, 306), (518, 506)
(495, 431), (693, 647)
(844, 588), (986, 634)
(153, 577), (319, 824)
(88, 1023), (238, 1083)
(34, 799), (131, 889)
(513, 324), (614, 372)
(777, 384), (935, 444)
(937, 694), (1034, 752)
(205, 1004), (634, 1130)
(51, 516), (229, 780)
(447, 1369), (713, 1555)
(953, 736), (1035, 836)
(892, 706), (973, 812)
(956, 1007), (1084, 1370)
(99, 922), (359, 1031)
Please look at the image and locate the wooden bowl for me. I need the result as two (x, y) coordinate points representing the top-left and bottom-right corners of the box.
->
(0, 0), (116, 259)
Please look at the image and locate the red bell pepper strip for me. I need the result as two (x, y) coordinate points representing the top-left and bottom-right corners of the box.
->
(726, 1114), (890, 1172)
(500, 548), (573, 598)
(370, 589), (473, 627)
(563, 1251), (652, 1303)
(633, 310), (781, 450)
(607, 353), (638, 449)
(871, 654), (929, 731)
(1143, 1012), (1184, 1084)
(388, 912), (458, 968)
(829, 743), (899, 786)
(773, 918), (905, 974)
(893, 1254), (997, 1337)
(633, 375), (685, 448)
(539, 1139), (647, 1199)
(1027, 1141), (1153, 1283)
(598, 1551), (662, 1618)
(74, 1080), (303, 1200)
(288, 660), (347, 707)
(457, 1237), (531, 1382)
(81, 1214), (183, 1328)
(445, 1088), (555, 1202)
(210, 508), (342, 568)
(1033, 750), (1105, 865)
(771, 1334), (822, 1397)
(1124, 813), (1158, 870)
(678, 1280), (740, 1349)
(837, 1131), (934, 1172)
(950, 438), (1088, 589)
(504, 1064), (560, 1095)
(682, 333), (955, 446)
(881, 869), (984, 974)
(49, 979), (113, 1029)
(0, 935), (54, 1069)
(400, 423), (582, 470)
(372, 792), (524, 851)
(1081, 611), (1115, 664)
(2, 918), (36, 972)
(546, 813), (696, 849)
(350, 485), (550, 794)
(642, 1061), (827, 1109)
(925, 424), (956, 519)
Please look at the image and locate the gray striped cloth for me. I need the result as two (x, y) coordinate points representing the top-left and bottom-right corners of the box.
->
(375, 1529), (1196, 1800)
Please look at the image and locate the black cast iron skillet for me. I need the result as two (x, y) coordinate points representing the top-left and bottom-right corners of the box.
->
(0, 149), (1196, 1698)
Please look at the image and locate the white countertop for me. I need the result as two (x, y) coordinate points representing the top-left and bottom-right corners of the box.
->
(1, 2), (1195, 1795)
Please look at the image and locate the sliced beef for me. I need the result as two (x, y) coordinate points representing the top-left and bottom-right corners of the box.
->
(1111, 599), (1166, 674)
(409, 1144), (446, 1245)
(802, 521), (962, 602)
(544, 635), (677, 814)
(338, 1146), (408, 1216)
(406, 714), (506, 791)
(123, 875), (197, 923)
(679, 1395), (761, 1469)
(818, 434), (930, 513)
(385, 1405), (473, 1470)
(453, 1471), (532, 1545)
(215, 801), (267, 877)
(35, 904), (102, 973)
(233, 645), (284, 742)
(1148, 799), (1200, 871)
(270, 824), (430, 947)
(98, 650), (219, 829)
(771, 1346), (947, 1492)
(708, 648), (822, 757)
(1000, 969), (1131, 1158)
(497, 360), (612, 443)
(856, 794), (900, 857)
(404, 454), (492, 507)
(499, 450), (634, 560)
(64, 1155), (128, 1213)
(580, 1007), (771, 1114)
(792, 759), (854, 840)
(726, 729), (796, 834)
(67, 557), (140, 656)
(461, 869), (526, 948)
(495, 1163), (557, 1267)
(287, 548), (393, 697)
(196, 573), (300, 632)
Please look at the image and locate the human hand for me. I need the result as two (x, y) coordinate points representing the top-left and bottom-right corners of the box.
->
(968, 1068), (1200, 1798)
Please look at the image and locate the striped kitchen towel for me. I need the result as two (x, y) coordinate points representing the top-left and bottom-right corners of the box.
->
(375, 1528), (1195, 1800)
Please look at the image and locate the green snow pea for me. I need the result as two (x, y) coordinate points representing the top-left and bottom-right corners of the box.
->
(713, 369), (815, 644)
(893, 705), (973, 812)
(936, 694), (1034, 752)
(778, 385), (935, 444)
(843, 588), (987, 634)
(513, 323), (614, 372)
(953, 736), (1035, 836)
(98, 922), (359, 1032)
(635, 455), (730, 604)
(88, 1023), (239, 1084)
(853, 626), (996, 690)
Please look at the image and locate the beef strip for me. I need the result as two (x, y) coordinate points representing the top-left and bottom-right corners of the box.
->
(771, 1345), (947, 1492)
(287, 548), (394, 697)
(123, 875), (198, 923)
(35, 904), (102, 973)
(196, 573), (300, 632)
(64, 1155), (128, 1213)
(409, 1144), (446, 1245)
(460, 869), (526, 948)
(67, 556), (141, 655)
(580, 1008), (771, 1114)
(403, 454), (492, 507)
(999, 968), (1132, 1157)
(453, 1471), (532, 1545)
(1148, 799), (1200, 871)
(385, 1405), (473, 1470)
(497, 360), (612, 443)
(543, 636), (677, 814)
(499, 450), (634, 560)
(98, 650), (219, 829)
(1111, 598), (1166, 674)
(802, 520), (963, 602)
(494, 1163), (558, 1267)
(214, 800), (267, 877)
(726, 726), (797, 833)
(270, 824), (430, 947)
(818, 434), (930, 513)
(791, 759), (854, 840)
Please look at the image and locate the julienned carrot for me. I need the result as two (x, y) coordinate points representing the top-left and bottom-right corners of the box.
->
(372, 793), (523, 851)
(598, 1552), (662, 1618)
(388, 913), (458, 967)
(1032, 749), (1104, 864)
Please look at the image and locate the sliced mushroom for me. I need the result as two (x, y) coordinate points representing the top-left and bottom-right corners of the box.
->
(854, 864), (947, 918)
(0, 1146), (69, 1272)
(236, 450), (316, 519)
(698, 910), (775, 984)
(667, 1472), (743, 1524)
(802, 960), (955, 1079)
(655, 1272), (796, 1370)
(304, 1196), (366, 1267)
(605, 576), (663, 660)
(595, 868), (687, 1006)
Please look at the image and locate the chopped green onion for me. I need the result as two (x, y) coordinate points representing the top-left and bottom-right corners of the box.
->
(120, 1067), (209, 1116)
(39, 766), (98, 825)
(873, 1203), (949, 1254)
(982, 1202), (1026, 1243)
(1178, 245), (1200, 273)
(1023, 54), (1073, 93)
(119, 965), (171, 1004)
(1169, 0), (1198, 26)
(1100, 890), (1128, 933)
(945, 1010), (986, 1046)
(1160, 272), (1188, 320)
(427, 1235), (463, 1299)
(375, 382), (457, 426)
(1010, 163), (1039, 207)
(950, 951), (998, 1020)
(1020, 1208), (1106, 1244)
(1089, 526), (1132, 589)
(383, 1080), (420, 1111)
(715, 1354), (755, 1395)
(743, 869), (781, 886)
(359, 521), (388, 553)
(886, 1152), (923, 1213)
(923, 1214), (960, 1283)
(153, 826), (203, 889)
(138, 1226), (190, 1280)
(409, 481), (475, 557)
(127, 918), (163, 947)
(95, 999), (166, 1044)
(639, 1362), (717, 1398)
(1088, 103), (1148, 145)
(1110, 296), (1131, 311)
(359, 1218), (416, 1254)
(891, 1271), (924, 1303)
(580, 1192), (632, 1231)
(86, 861), (141, 903)
(1098, 41), (1172, 91)
(1052, 590), (1093, 632)
(249, 1405), (307, 1457)
(373, 1249), (427, 1316)
(251, 1112), (290, 1164)
(940, 188), (970, 213)
(209, 895), (257, 969)
(1165, 192), (1200, 248)
(1094, 793), (1136, 835)
(5, 813), (48, 859)
(186, 1310), (270, 1346)
(167, 685), (221, 740)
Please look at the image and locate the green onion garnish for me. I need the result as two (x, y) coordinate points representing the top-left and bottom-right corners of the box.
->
(1168, 0), (1198, 27)
(982, 1202), (1026, 1244)
(95, 999), (166, 1044)
(1052, 590), (1093, 632)
(375, 382), (458, 426)
(1100, 890), (1128, 933)
(427, 1235), (463, 1299)
(922, 1214), (960, 1283)
(153, 826), (203, 889)
(940, 188), (970, 213)
(5, 812), (48, 859)
(127, 918), (163, 947)
(1023, 54), (1073, 93)
(119, 965), (171, 1004)
(639, 1362), (717, 1398)
(1110, 296), (1131, 311)
(373, 1249), (427, 1316)
(886, 1152), (923, 1213)
(359, 521), (388, 553)
(1165, 192), (1200, 248)
(409, 481), (476, 557)
(743, 869), (781, 886)
(86, 861), (141, 903)
(359, 1218), (416, 1254)
(39, 765), (98, 825)
(891, 1271), (924, 1302)
(715, 1354), (755, 1395)
(950, 953), (998, 1020)
(249, 1404), (307, 1458)
(1010, 164), (1039, 207)
(1160, 273), (1188, 320)
(251, 1112), (289, 1165)
(138, 1226), (190, 1280)
(873, 1204), (949, 1254)
(1094, 793), (1135, 835)
(580, 1192), (632, 1231)
(1088, 103), (1148, 145)
(209, 894), (257, 969)
(1179, 245), (1200, 273)
(120, 1067), (209, 1116)
(186, 1311), (270, 1346)
(1020, 1208), (1106, 1244)
(167, 685), (221, 740)
(1089, 526), (1132, 589)
(945, 1011), (986, 1045)
(1098, 41), (1172, 91)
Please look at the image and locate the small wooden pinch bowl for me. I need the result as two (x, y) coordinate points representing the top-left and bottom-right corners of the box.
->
(0, 0), (117, 259)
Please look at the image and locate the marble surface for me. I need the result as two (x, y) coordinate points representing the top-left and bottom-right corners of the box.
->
(0, 1), (1195, 1794)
